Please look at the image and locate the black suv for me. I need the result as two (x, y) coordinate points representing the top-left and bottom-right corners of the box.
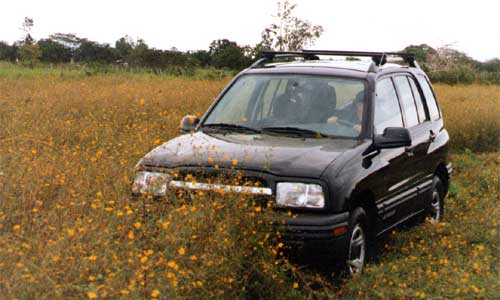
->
(132, 50), (452, 274)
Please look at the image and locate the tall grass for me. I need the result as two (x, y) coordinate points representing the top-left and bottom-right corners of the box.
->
(436, 84), (500, 152)
(0, 74), (498, 299)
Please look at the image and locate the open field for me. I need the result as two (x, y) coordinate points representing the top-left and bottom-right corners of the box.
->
(0, 74), (499, 299)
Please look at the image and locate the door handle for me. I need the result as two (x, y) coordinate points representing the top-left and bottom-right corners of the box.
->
(405, 147), (414, 157)
(429, 130), (437, 142)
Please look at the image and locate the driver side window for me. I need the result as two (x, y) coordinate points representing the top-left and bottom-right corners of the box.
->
(374, 78), (403, 134)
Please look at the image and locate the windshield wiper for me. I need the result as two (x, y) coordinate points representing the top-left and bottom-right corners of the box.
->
(201, 123), (261, 134)
(260, 126), (328, 138)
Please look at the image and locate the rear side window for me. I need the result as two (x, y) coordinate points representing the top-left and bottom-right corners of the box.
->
(374, 78), (403, 134)
(408, 77), (427, 122)
(394, 76), (419, 128)
(418, 75), (440, 121)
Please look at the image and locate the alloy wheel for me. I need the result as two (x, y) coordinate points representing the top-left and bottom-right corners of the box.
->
(347, 223), (366, 274)
(430, 190), (441, 223)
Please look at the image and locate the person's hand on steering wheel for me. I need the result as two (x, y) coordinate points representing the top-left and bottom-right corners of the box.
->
(353, 124), (362, 133)
(337, 119), (356, 127)
(327, 116), (338, 124)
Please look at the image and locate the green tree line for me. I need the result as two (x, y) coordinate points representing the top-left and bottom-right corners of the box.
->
(2, 35), (498, 84)
(1, 6), (499, 84)
(0, 2), (323, 75)
(0, 34), (252, 72)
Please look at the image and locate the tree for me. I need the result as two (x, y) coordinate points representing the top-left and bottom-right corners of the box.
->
(479, 58), (500, 73)
(18, 43), (41, 67)
(190, 50), (211, 67)
(48, 33), (83, 62)
(426, 46), (475, 71)
(260, 1), (324, 51)
(127, 38), (149, 67)
(209, 39), (250, 70)
(74, 39), (117, 64)
(115, 35), (135, 60)
(402, 44), (437, 64)
(18, 17), (40, 66)
(0, 41), (17, 61)
(20, 17), (34, 45)
(49, 33), (82, 49)
(38, 39), (72, 63)
(424, 46), (478, 84)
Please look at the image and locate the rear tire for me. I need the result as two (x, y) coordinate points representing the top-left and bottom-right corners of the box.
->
(427, 176), (445, 223)
(345, 207), (368, 275)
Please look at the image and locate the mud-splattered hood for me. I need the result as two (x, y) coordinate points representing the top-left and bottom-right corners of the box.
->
(138, 132), (358, 178)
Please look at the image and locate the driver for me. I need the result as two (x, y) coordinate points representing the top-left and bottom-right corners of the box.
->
(272, 80), (305, 123)
(326, 91), (364, 133)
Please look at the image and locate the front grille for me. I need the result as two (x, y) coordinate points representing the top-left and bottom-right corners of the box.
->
(176, 168), (269, 189)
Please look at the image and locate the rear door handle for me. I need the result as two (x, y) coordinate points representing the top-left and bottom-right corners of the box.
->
(429, 130), (437, 142)
(405, 147), (414, 157)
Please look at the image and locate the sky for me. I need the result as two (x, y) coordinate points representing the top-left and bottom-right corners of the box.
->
(0, 0), (499, 62)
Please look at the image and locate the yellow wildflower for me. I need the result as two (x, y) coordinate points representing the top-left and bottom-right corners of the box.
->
(151, 289), (160, 298)
(167, 261), (179, 270)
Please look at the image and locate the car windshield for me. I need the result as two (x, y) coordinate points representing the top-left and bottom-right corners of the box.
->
(203, 74), (367, 138)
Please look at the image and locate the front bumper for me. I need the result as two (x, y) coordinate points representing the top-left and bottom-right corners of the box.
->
(275, 212), (350, 260)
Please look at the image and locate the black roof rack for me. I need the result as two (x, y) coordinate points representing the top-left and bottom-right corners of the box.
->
(250, 50), (419, 70)
(249, 51), (320, 68)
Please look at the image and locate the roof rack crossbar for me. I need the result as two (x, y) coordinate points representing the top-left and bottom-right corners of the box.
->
(253, 50), (418, 68)
(250, 51), (320, 68)
(303, 50), (417, 67)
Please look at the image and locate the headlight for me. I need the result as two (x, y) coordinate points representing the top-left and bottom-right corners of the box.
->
(276, 182), (325, 208)
(131, 171), (172, 196)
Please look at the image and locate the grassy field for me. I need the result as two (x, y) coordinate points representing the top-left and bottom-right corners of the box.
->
(0, 72), (498, 299)
(0, 61), (234, 81)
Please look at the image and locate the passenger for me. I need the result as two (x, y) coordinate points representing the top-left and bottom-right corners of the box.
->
(327, 91), (364, 133)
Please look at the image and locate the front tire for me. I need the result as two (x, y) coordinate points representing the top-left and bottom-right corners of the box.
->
(345, 207), (368, 275)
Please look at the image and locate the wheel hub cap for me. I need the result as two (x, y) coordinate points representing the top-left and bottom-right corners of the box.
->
(347, 224), (366, 274)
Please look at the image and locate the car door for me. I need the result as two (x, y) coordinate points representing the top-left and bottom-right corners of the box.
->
(393, 75), (431, 215)
(371, 77), (415, 226)
(413, 75), (446, 210)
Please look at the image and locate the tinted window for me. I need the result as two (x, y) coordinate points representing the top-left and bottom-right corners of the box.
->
(394, 76), (419, 127)
(418, 75), (440, 121)
(374, 78), (403, 134)
(408, 77), (427, 122)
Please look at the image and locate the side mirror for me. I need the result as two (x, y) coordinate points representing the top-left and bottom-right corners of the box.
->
(180, 115), (200, 133)
(363, 127), (411, 155)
